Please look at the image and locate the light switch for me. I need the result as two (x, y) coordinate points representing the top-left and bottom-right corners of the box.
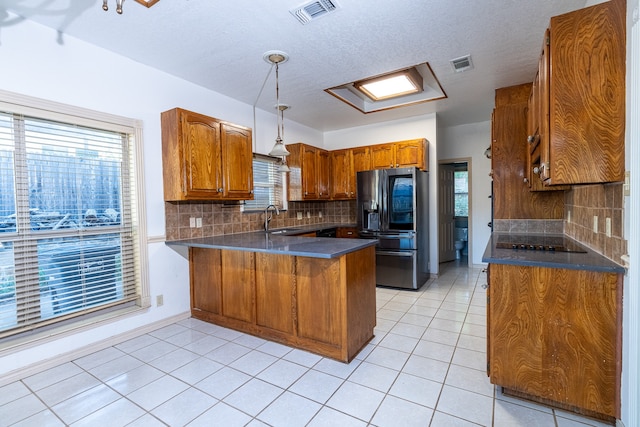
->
(189, 217), (196, 228)
(606, 217), (612, 237)
(196, 218), (202, 228)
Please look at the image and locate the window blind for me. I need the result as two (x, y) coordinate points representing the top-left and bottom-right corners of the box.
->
(243, 154), (285, 212)
(0, 110), (141, 338)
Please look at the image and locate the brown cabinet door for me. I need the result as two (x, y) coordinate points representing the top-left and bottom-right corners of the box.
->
(255, 253), (294, 334)
(296, 257), (342, 346)
(352, 146), (371, 174)
(317, 149), (331, 199)
(301, 145), (318, 199)
(547, 1), (625, 184)
(221, 250), (255, 323)
(370, 143), (395, 169)
(395, 139), (425, 169)
(181, 111), (223, 198)
(190, 248), (222, 315)
(336, 227), (358, 238)
(330, 149), (352, 200)
(221, 123), (254, 199)
(489, 264), (621, 418)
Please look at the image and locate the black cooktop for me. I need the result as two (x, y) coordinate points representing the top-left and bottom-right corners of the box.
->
(495, 234), (587, 253)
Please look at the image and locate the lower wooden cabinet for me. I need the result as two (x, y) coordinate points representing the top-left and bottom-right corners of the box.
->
(337, 227), (358, 238)
(189, 246), (376, 362)
(488, 263), (622, 420)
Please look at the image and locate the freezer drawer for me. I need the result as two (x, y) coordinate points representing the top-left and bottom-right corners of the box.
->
(375, 249), (419, 290)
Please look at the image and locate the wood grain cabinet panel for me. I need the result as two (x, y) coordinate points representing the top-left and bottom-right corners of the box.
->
(330, 149), (354, 200)
(161, 108), (253, 201)
(190, 248), (222, 315)
(492, 84), (565, 219)
(287, 143), (330, 201)
(221, 250), (255, 323)
(255, 253), (294, 334)
(529, 1), (626, 186)
(488, 263), (622, 420)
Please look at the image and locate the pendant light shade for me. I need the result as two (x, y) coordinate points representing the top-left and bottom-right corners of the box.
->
(264, 51), (290, 158)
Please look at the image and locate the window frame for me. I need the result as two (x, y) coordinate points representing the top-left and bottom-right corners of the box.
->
(0, 89), (149, 350)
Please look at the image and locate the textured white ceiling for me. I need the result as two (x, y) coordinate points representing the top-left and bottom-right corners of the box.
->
(0, 0), (588, 131)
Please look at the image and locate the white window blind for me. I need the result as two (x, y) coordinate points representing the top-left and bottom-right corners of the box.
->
(0, 108), (141, 339)
(243, 154), (285, 212)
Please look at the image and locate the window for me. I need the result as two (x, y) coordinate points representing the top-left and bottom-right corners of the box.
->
(0, 92), (147, 340)
(242, 154), (286, 212)
(454, 170), (468, 217)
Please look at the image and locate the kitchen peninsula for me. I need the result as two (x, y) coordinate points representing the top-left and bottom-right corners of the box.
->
(167, 231), (378, 362)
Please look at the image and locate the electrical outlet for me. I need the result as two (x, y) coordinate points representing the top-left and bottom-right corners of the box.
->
(196, 217), (202, 228)
(156, 295), (164, 307)
(624, 171), (630, 196)
(593, 216), (598, 233)
(567, 210), (571, 223)
(189, 217), (196, 228)
(318, 211), (323, 218)
(606, 217), (612, 237)
(306, 211), (311, 218)
(297, 212), (303, 220)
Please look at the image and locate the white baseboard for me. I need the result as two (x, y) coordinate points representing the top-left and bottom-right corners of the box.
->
(0, 311), (190, 387)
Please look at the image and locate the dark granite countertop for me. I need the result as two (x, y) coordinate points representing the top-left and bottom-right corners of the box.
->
(482, 232), (625, 273)
(166, 224), (374, 259)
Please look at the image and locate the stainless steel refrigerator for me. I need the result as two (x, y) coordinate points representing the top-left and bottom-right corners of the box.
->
(357, 167), (429, 290)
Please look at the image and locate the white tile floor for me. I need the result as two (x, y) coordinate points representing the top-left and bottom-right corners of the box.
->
(0, 261), (615, 426)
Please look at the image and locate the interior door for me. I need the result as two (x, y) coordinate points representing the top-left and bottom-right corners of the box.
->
(439, 164), (456, 262)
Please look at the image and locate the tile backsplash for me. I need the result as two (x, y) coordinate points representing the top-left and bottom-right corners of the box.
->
(564, 183), (626, 265)
(165, 200), (356, 241)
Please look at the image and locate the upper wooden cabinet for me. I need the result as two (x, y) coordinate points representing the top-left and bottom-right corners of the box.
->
(528, 1), (625, 186)
(287, 143), (331, 201)
(330, 146), (371, 200)
(370, 139), (428, 171)
(161, 108), (254, 201)
(492, 84), (564, 219)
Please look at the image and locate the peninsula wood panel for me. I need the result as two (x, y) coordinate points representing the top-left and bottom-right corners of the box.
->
(345, 246), (376, 357)
(547, 0), (625, 184)
(255, 253), (295, 334)
(492, 84), (564, 219)
(221, 250), (255, 323)
(489, 263), (621, 419)
(296, 257), (342, 347)
(190, 247), (222, 315)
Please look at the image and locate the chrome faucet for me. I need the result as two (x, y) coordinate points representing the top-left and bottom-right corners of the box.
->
(263, 204), (279, 231)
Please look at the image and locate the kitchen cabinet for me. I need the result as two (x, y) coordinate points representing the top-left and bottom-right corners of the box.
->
(337, 227), (358, 238)
(161, 107), (253, 201)
(527, 0), (625, 186)
(287, 143), (330, 201)
(370, 139), (428, 171)
(330, 147), (371, 200)
(492, 84), (564, 219)
(488, 263), (622, 421)
(189, 245), (376, 362)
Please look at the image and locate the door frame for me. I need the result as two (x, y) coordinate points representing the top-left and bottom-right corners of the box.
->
(438, 157), (473, 268)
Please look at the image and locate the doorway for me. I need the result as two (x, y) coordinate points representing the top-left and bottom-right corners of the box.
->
(438, 159), (471, 267)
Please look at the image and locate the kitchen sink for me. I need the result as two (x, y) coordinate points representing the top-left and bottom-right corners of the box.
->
(267, 228), (303, 235)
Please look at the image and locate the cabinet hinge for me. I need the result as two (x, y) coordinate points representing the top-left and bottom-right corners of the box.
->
(546, 36), (550, 46)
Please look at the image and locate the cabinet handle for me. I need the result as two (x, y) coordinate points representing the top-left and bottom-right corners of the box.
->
(527, 135), (535, 144)
(533, 166), (540, 175)
(218, 188), (223, 192)
(304, 191), (308, 195)
(396, 164), (399, 168)
(390, 164), (393, 168)
(523, 177), (528, 183)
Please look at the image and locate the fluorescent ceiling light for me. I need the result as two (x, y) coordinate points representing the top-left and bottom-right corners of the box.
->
(325, 62), (446, 114)
(355, 68), (423, 101)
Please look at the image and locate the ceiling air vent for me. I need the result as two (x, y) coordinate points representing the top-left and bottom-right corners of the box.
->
(290, 0), (340, 25)
(450, 55), (474, 73)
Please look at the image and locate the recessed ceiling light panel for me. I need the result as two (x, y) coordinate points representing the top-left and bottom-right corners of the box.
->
(325, 62), (447, 114)
(355, 68), (423, 101)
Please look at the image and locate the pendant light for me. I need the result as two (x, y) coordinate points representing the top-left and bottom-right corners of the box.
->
(264, 51), (290, 157)
(277, 104), (291, 172)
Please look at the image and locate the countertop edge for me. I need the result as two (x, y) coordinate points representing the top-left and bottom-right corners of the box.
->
(482, 233), (626, 274)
